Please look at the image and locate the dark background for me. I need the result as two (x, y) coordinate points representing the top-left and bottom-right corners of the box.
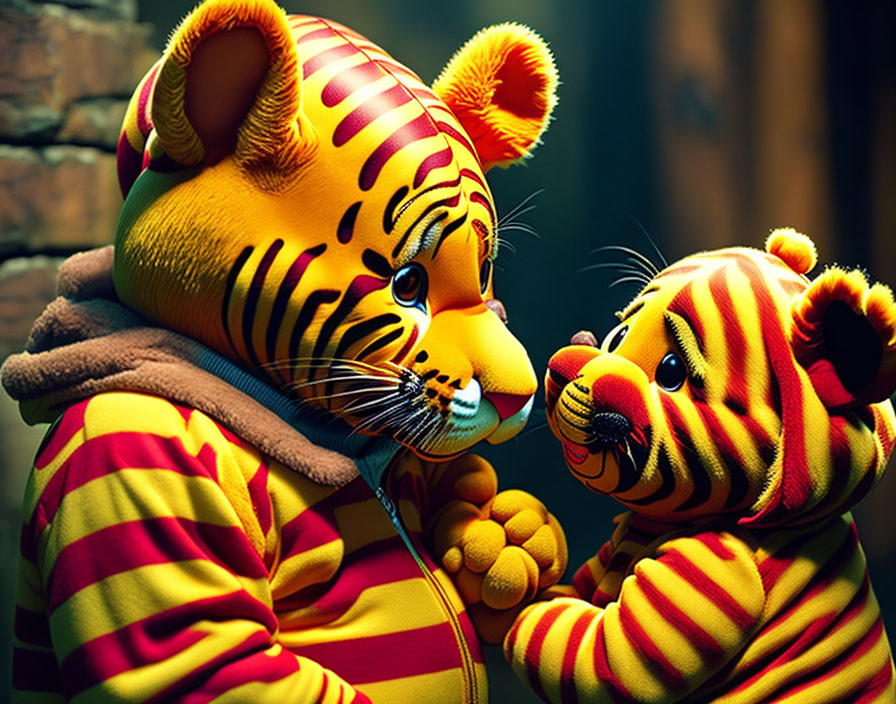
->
(2, 1), (895, 701)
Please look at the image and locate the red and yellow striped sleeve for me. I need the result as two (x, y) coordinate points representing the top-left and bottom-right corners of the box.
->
(504, 531), (765, 703)
(13, 392), (369, 704)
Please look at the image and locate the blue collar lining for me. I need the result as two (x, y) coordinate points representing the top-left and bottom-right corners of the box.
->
(193, 347), (402, 489)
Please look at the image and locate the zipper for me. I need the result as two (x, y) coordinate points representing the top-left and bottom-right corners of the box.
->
(375, 486), (479, 704)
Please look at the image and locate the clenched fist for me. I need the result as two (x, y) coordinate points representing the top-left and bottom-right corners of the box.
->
(427, 455), (567, 643)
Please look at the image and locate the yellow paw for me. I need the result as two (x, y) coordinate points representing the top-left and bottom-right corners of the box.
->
(440, 490), (568, 618)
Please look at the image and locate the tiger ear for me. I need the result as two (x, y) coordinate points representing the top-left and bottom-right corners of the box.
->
(433, 24), (558, 171)
(151, 0), (313, 184)
(790, 266), (896, 410)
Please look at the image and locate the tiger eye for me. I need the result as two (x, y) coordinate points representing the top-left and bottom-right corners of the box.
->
(604, 325), (628, 353)
(479, 259), (492, 295)
(655, 352), (686, 391)
(392, 263), (428, 311)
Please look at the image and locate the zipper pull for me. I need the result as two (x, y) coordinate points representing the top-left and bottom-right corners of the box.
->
(375, 486), (398, 520)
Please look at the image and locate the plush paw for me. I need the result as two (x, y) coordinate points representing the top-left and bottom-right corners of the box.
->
(438, 489), (567, 641)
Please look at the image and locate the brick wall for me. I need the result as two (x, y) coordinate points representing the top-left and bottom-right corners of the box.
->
(0, 0), (158, 681)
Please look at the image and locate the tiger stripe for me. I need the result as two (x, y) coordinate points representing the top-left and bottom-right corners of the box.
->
(116, 10), (510, 412)
(535, 232), (896, 702)
(14, 392), (490, 702)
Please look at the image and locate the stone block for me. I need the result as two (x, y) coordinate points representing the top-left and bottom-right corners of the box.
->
(0, 4), (157, 139)
(0, 145), (121, 255)
(57, 98), (129, 150)
(32, 0), (138, 22)
(0, 255), (60, 360)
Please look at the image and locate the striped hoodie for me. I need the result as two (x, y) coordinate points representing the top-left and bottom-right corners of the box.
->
(505, 510), (895, 703)
(3, 247), (491, 703)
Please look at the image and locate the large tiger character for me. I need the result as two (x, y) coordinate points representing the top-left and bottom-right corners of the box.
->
(505, 229), (896, 702)
(1, 1), (567, 701)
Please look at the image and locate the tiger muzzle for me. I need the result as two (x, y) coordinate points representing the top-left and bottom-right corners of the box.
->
(589, 411), (633, 447)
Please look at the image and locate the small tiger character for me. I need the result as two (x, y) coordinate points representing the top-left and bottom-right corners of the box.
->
(3, 0), (566, 701)
(504, 229), (896, 702)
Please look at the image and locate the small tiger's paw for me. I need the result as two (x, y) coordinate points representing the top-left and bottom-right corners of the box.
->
(441, 490), (567, 642)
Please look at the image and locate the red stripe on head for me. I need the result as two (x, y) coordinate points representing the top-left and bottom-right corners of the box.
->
(435, 120), (480, 163)
(548, 347), (599, 384)
(413, 146), (454, 188)
(136, 64), (159, 136)
(708, 267), (751, 410)
(303, 43), (362, 79)
(735, 256), (813, 525)
(667, 281), (705, 350)
(468, 191), (496, 230)
(333, 84), (414, 147)
(322, 62), (384, 108)
(359, 113), (440, 191)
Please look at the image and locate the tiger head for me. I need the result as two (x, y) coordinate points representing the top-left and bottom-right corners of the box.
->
(547, 229), (896, 527)
(113, 0), (558, 459)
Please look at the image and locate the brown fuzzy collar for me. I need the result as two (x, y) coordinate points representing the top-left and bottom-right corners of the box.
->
(1, 246), (367, 487)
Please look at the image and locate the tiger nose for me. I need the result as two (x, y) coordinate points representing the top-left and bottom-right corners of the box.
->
(483, 391), (533, 421)
(590, 411), (632, 445)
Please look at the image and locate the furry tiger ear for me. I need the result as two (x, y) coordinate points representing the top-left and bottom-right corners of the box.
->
(790, 266), (896, 410)
(151, 0), (313, 185)
(433, 24), (558, 171)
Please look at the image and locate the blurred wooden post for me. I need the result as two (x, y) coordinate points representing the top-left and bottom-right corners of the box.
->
(650, 0), (747, 256)
(754, 0), (832, 259)
(871, 66), (896, 286)
(652, 0), (833, 257)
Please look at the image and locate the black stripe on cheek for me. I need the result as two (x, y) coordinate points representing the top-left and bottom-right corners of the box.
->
(242, 239), (284, 367)
(222, 245), (254, 357)
(384, 186), (409, 234)
(357, 327), (404, 361)
(311, 276), (390, 369)
(333, 313), (402, 362)
(722, 452), (750, 510)
(362, 249), (394, 278)
(337, 202), (362, 244)
(327, 313), (402, 397)
(626, 447), (677, 505)
(265, 243), (327, 366)
(431, 212), (468, 260)
(673, 431), (713, 512)
(288, 289), (341, 367)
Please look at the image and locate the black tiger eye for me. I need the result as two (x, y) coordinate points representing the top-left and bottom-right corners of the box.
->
(656, 352), (686, 391)
(392, 263), (428, 311)
(604, 325), (628, 353)
(479, 258), (492, 295)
